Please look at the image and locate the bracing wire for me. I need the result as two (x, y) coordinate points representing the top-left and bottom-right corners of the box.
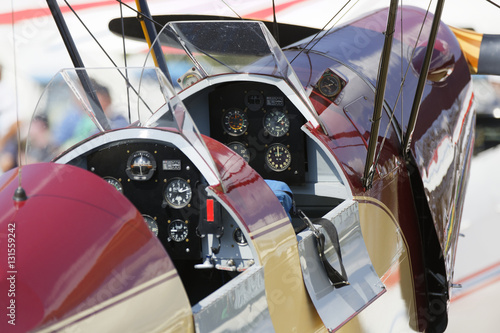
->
(307, 0), (361, 53)
(290, 0), (354, 64)
(220, 0), (242, 19)
(371, 0), (433, 174)
(119, 2), (132, 123)
(64, 0), (154, 115)
(115, 0), (167, 29)
(486, 0), (500, 9)
(10, 0), (22, 187)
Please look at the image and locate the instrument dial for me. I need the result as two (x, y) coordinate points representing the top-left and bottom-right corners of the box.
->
(227, 141), (250, 162)
(164, 177), (192, 209)
(222, 108), (248, 136)
(168, 219), (189, 242)
(178, 71), (201, 89)
(126, 150), (156, 181)
(263, 109), (290, 137)
(318, 74), (341, 98)
(143, 215), (159, 237)
(265, 143), (292, 172)
(104, 176), (123, 193)
(233, 228), (248, 245)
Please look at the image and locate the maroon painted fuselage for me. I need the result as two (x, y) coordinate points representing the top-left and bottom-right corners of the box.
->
(284, 6), (474, 329)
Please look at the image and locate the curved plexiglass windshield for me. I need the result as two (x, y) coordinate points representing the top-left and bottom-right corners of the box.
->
(25, 67), (221, 184)
(151, 21), (317, 116)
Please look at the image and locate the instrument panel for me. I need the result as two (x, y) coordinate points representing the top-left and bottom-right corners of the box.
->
(84, 140), (206, 260)
(209, 82), (306, 184)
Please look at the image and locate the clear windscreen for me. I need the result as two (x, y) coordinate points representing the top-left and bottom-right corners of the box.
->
(151, 20), (314, 102)
(25, 67), (220, 184)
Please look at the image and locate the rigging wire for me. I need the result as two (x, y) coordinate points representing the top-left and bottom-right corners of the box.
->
(370, 0), (434, 177)
(9, 0), (27, 200)
(220, 0), (242, 19)
(119, 1), (132, 123)
(272, 0), (280, 45)
(307, 0), (361, 52)
(63, 0), (155, 115)
(486, 0), (500, 9)
(290, 0), (354, 64)
(115, 0), (165, 29)
(10, 1), (22, 187)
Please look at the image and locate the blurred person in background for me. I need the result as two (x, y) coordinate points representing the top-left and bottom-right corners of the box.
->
(0, 63), (18, 174)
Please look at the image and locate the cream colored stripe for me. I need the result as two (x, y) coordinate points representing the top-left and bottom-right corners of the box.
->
(35, 270), (178, 333)
(354, 196), (397, 224)
(248, 216), (290, 239)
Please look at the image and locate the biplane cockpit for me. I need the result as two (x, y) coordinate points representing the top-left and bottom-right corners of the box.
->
(159, 21), (353, 220)
(24, 20), (386, 330)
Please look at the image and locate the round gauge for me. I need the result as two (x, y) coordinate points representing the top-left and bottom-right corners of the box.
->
(222, 108), (248, 136)
(164, 178), (192, 209)
(265, 143), (292, 172)
(227, 142), (250, 162)
(263, 109), (290, 137)
(233, 228), (248, 246)
(178, 71), (201, 89)
(317, 74), (341, 98)
(244, 90), (264, 111)
(103, 176), (123, 193)
(126, 150), (157, 181)
(143, 215), (159, 237)
(168, 219), (189, 242)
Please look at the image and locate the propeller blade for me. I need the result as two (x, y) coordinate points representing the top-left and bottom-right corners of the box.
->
(451, 26), (500, 75)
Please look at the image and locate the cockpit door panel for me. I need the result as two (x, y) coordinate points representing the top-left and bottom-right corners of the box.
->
(297, 200), (385, 331)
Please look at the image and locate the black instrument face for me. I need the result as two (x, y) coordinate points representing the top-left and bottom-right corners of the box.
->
(222, 108), (248, 136)
(265, 143), (292, 172)
(126, 150), (156, 181)
(104, 176), (123, 193)
(84, 140), (204, 260)
(263, 109), (290, 137)
(168, 219), (189, 242)
(318, 74), (341, 97)
(143, 215), (159, 236)
(209, 82), (305, 184)
(164, 177), (192, 209)
(227, 141), (250, 162)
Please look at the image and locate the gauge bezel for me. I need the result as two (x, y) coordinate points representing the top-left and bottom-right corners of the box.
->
(233, 228), (248, 246)
(168, 219), (189, 242)
(263, 109), (290, 137)
(222, 108), (249, 136)
(164, 177), (193, 209)
(142, 215), (159, 237)
(227, 141), (250, 162)
(317, 74), (342, 98)
(244, 90), (265, 111)
(265, 143), (292, 172)
(126, 150), (157, 181)
(103, 176), (123, 193)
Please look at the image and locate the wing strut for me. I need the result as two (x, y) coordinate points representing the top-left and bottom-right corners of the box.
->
(135, 0), (172, 83)
(403, 0), (446, 156)
(46, 0), (110, 131)
(362, 0), (399, 190)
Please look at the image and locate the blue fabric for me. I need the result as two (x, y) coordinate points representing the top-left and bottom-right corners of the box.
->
(265, 179), (294, 220)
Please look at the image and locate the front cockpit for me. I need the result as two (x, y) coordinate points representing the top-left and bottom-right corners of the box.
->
(25, 67), (262, 305)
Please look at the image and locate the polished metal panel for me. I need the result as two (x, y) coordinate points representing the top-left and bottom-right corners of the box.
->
(297, 200), (385, 331)
(193, 265), (274, 333)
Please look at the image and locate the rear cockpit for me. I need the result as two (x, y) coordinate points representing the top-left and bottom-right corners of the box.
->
(156, 21), (352, 226)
